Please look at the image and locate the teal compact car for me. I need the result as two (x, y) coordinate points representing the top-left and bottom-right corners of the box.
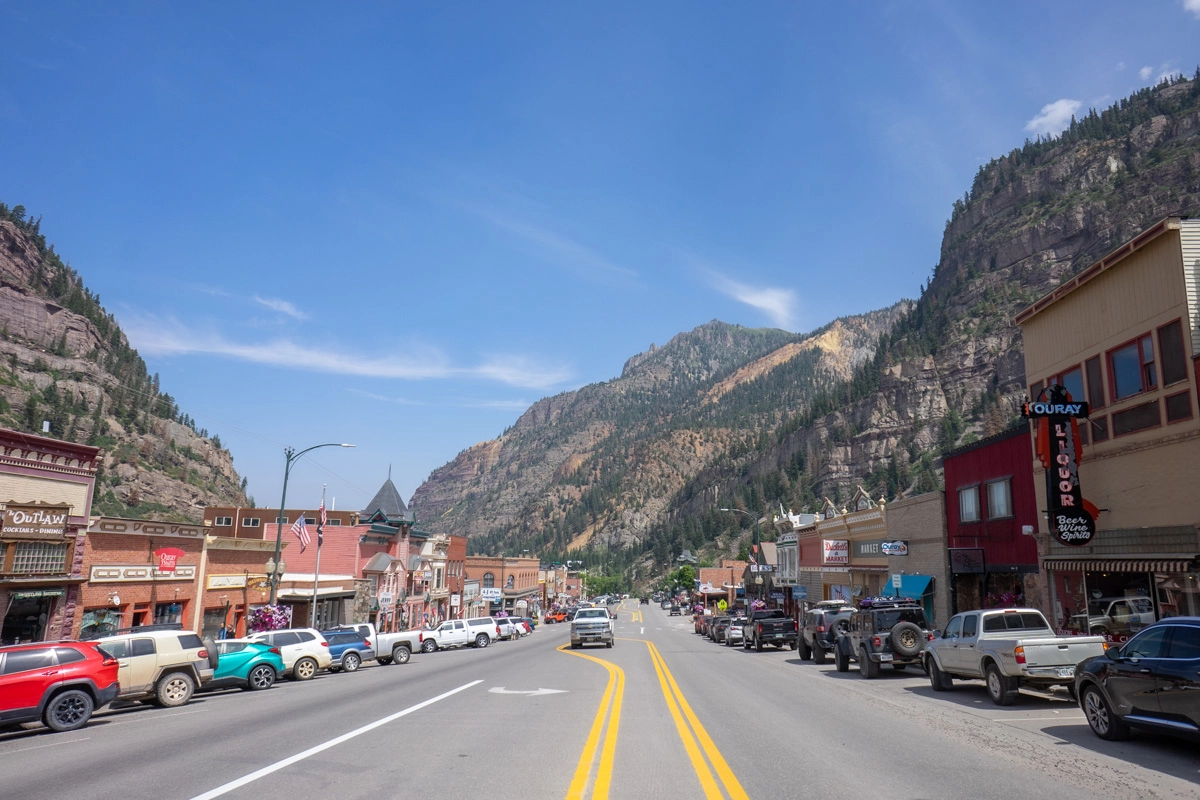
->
(206, 639), (285, 691)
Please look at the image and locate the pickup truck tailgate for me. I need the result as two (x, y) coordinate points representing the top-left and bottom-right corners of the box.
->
(1022, 637), (1106, 667)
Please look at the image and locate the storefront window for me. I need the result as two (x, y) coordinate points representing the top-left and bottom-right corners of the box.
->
(80, 608), (124, 639)
(202, 607), (232, 639)
(11, 541), (68, 573)
(154, 602), (183, 625)
(1051, 568), (1200, 643)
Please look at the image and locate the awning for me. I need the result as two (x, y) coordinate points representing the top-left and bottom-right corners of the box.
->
(1041, 557), (1197, 573)
(881, 575), (933, 598)
(276, 588), (356, 601)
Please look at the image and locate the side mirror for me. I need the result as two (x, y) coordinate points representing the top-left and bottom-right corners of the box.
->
(931, 630), (942, 639)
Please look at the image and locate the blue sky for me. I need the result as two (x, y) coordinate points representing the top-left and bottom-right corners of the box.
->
(2, 2), (1198, 516)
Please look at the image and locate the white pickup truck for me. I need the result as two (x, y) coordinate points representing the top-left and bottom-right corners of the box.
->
(330, 623), (423, 665)
(924, 608), (1107, 705)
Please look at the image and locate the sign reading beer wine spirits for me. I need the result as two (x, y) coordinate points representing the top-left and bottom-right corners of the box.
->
(822, 539), (849, 565)
(1025, 384), (1095, 547)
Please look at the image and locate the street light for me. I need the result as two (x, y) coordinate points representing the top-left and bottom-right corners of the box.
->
(268, 442), (355, 604)
(719, 507), (762, 549)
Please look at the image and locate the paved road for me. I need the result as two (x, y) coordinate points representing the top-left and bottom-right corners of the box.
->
(3, 602), (1198, 799)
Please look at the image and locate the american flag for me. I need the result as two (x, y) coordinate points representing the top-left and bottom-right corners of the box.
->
(291, 515), (310, 553)
(317, 501), (327, 547)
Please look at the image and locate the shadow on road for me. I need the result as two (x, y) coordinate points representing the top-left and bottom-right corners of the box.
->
(1042, 723), (1200, 783)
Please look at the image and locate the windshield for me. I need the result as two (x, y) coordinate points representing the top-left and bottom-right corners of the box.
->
(874, 610), (925, 629)
(576, 610), (608, 620)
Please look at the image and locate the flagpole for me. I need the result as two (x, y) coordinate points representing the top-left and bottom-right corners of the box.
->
(310, 485), (326, 629)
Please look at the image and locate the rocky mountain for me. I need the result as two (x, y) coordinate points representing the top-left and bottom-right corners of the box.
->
(0, 206), (248, 522)
(415, 73), (1200, 572)
(411, 306), (909, 560)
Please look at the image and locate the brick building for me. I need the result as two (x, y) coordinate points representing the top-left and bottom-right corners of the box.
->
(78, 517), (278, 638)
(881, 491), (949, 627)
(0, 428), (99, 644)
(464, 555), (540, 616)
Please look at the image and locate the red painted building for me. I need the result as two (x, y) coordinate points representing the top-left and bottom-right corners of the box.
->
(942, 425), (1040, 613)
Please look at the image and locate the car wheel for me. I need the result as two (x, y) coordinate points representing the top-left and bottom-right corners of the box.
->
(834, 645), (849, 672)
(813, 643), (827, 665)
(247, 664), (277, 691)
(392, 645), (412, 664)
(421, 640), (438, 654)
(1082, 684), (1130, 740)
(293, 657), (319, 681)
(859, 648), (879, 679)
(606, 640), (613, 648)
(475, 634), (489, 649)
(889, 622), (924, 658)
(755, 638), (764, 652)
(927, 657), (953, 691)
(43, 689), (94, 732)
(797, 638), (811, 660)
(156, 672), (195, 707)
(985, 663), (1018, 706)
(342, 652), (362, 673)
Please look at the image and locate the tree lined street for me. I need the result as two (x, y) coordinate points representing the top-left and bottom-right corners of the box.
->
(4, 601), (1197, 799)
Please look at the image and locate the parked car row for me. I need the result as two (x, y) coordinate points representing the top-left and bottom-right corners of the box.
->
(0, 614), (529, 736)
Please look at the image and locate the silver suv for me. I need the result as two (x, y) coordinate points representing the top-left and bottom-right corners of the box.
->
(93, 626), (216, 707)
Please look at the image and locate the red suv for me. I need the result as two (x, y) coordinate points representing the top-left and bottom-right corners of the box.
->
(0, 641), (120, 732)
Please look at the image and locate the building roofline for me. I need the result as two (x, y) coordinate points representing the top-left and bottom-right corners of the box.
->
(1014, 217), (1183, 327)
(942, 423), (1029, 461)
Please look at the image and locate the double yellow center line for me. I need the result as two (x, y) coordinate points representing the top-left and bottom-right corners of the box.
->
(558, 643), (624, 800)
(557, 634), (748, 800)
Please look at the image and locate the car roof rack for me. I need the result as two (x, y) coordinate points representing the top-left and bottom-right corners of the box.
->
(81, 622), (185, 640)
(858, 596), (921, 609)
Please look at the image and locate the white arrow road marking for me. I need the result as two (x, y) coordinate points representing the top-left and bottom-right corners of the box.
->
(640, 627), (644, 634)
(489, 687), (568, 697)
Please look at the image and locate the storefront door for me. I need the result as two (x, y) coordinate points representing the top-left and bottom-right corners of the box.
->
(1, 594), (57, 644)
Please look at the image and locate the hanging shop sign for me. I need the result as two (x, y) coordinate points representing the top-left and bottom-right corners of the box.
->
(949, 548), (986, 575)
(11, 588), (66, 600)
(1027, 384), (1095, 546)
(2, 504), (70, 540)
(155, 547), (188, 572)
(823, 539), (849, 565)
(480, 587), (502, 601)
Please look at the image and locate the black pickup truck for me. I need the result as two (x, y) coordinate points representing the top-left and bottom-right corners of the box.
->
(742, 609), (799, 652)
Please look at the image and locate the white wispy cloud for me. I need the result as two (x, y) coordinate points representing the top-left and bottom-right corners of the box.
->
(347, 388), (529, 410)
(458, 201), (639, 285)
(1115, 61), (1126, 71)
(1024, 99), (1081, 136)
(704, 271), (797, 331)
(253, 295), (308, 320)
(121, 315), (572, 390)
(1185, 0), (1200, 19)
(1139, 66), (1153, 80)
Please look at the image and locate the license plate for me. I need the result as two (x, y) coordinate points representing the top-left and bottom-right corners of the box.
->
(879, 653), (893, 662)
(1057, 667), (1074, 678)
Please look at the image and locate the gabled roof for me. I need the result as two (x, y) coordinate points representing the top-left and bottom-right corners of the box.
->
(362, 552), (397, 573)
(360, 478), (413, 522)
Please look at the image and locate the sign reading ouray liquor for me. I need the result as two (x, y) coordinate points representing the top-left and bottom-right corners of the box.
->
(2, 504), (70, 539)
(1027, 385), (1095, 547)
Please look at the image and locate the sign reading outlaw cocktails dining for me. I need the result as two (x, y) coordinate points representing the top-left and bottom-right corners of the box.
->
(2, 504), (70, 539)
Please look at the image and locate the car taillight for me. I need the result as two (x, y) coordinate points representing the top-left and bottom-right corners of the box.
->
(365, 640), (371, 648)
(872, 636), (881, 648)
(496, 626), (501, 636)
(1014, 645), (1026, 665)
(816, 625), (825, 633)
(757, 623), (763, 634)
(418, 633), (424, 642)
(269, 647), (281, 654)
(321, 641), (329, 647)
(197, 649), (209, 660)
(101, 655), (117, 667)
(927, 632), (934, 641)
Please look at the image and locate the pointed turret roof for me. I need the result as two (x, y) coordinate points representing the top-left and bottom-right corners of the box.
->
(361, 478), (413, 523)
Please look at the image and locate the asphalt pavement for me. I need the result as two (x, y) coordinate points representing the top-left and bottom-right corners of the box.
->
(2, 602), (1198, 799)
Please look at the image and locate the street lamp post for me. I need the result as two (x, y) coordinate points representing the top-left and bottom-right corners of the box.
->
(721, 507), (765, 605)
(268, 442), (354, 605)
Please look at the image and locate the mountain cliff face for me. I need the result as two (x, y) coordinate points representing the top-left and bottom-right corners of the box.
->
(411, 307), (908, 557)
(0, 208), (247, 522)
(417, 74), (1200, 570)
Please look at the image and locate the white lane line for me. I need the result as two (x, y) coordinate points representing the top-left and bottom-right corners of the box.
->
(188, 679), (483, 800)
(998, 717), (1085, 722)
(0, 736), (89, 754)
(641, 627), (645, 634)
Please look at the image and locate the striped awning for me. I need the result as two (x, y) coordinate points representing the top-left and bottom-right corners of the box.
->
(1042, 557), (1197, 573)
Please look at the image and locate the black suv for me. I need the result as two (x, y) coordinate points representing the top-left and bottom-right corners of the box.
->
(799, 602), (855, 665)
(835, 597), (930, 678)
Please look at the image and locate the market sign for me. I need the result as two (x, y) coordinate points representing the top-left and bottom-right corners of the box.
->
(823, 539), (849, 566)
(1028, 384), (1095, 547)
(155, 547), (187, 572)
(853, 539), (887, 558)
(881, 540), (909, 556)
(2, 504), (70, 540)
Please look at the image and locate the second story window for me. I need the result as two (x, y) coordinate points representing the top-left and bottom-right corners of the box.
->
(958, 487), (980, 523)
(986, 479), (1012, 519)
(1109, 334), (1155, 401)
(242, 517), (261, 528)
(214, 516), (233, 526)
(483, 572), (494, 588)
